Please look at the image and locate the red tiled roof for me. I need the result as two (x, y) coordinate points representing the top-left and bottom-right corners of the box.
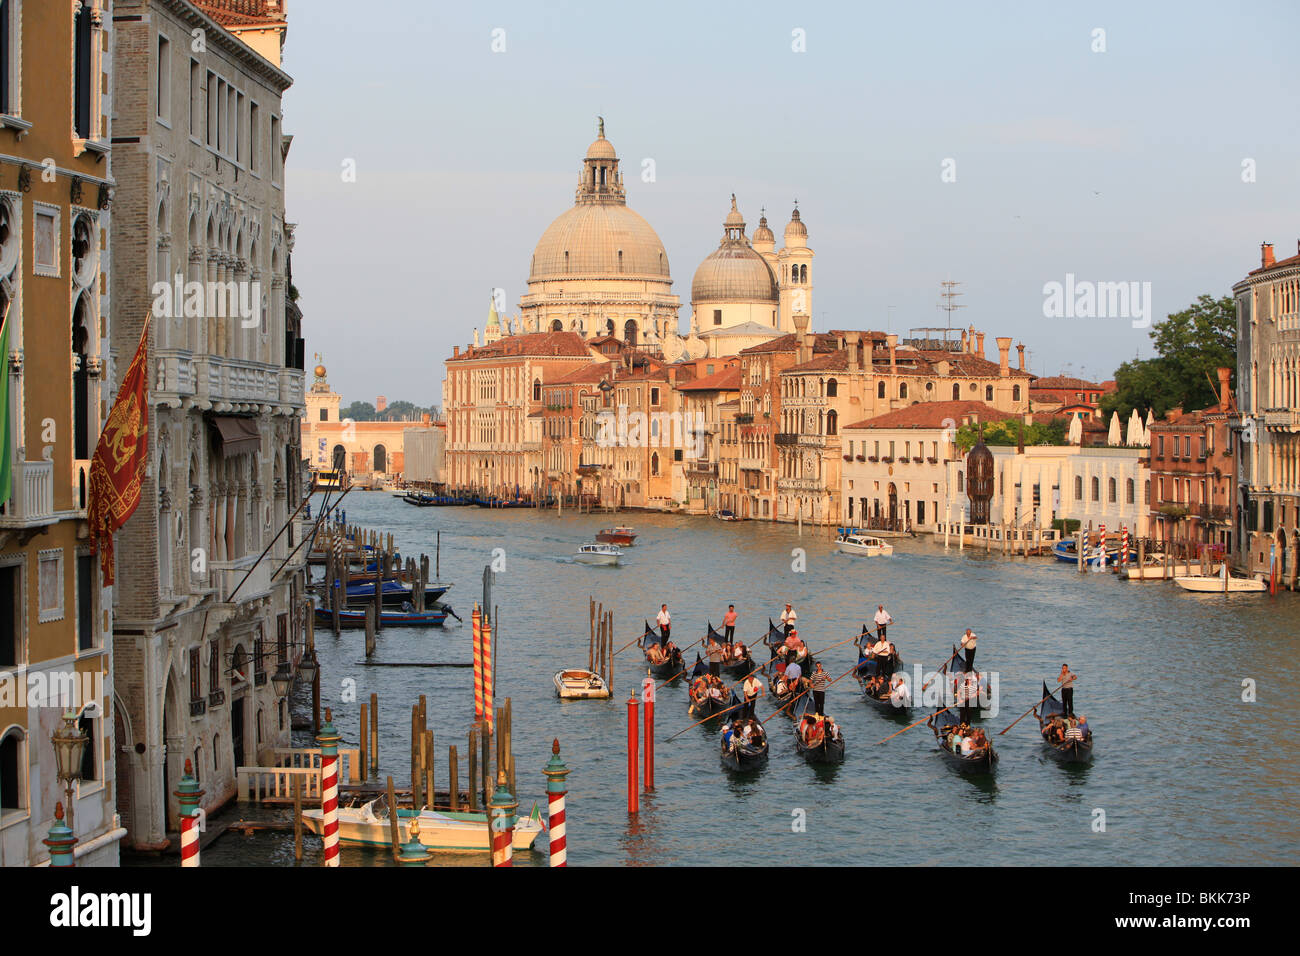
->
(785, 352), (848, 373)
(552, 361), (612, 386)
(1031, 376), (1111, 391)
(917, 351), (1033, 378)
(448, 331), (594, 361)
(194, 0), (286, 27)
(676, 368), (741, 391)
(843, 401), (1009, 431)
(740, 332), (837, 355)
(1248, 251), (1300, 276)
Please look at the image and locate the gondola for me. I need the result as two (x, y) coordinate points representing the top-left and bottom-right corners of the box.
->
(707, 622), (754, 676)
(764, 656), (802, 713)
(640, 621), (684, 681)
(343, 579), (450, 608)
(313, 605), (447, 629)
(854, 625), (902, 679)
(947, 644), (988, 722)
(789, 691), (846, 764)
(764, 618), (814, 671)
(1034, 681), (1094, 763)
(687, 673), (732, 720)
(720, 699), (769, 770)
(928, 708), (997, 773)
(402, 492), (438, 506)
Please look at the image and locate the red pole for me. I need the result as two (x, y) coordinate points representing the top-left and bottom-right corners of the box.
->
(626, 693), (639, 815)
(642, 676), (655, 792)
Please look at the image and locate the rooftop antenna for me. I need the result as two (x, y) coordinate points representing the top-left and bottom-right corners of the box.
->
(937, 280), (965, 330)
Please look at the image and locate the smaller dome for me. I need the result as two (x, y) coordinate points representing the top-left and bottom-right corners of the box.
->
(724, 194), (744, 229)
(586, 136), (616, 160)
(753, 211), (774, 244)
(784, 206), (807, 239)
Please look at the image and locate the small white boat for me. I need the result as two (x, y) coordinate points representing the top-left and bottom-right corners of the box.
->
(1174, 573), (1266, 593)
(574, 543), (623, 566)
(554, 668), (611, 699)
(835, 533), (894, 557)
(302, 799), (544, 852)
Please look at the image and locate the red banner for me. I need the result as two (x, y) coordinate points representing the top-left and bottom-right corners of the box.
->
(87, 319), (150, 585)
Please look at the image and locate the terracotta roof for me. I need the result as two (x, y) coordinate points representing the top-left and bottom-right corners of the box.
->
(448, 331), (594, 361)
(1031, 376), (1111, 391)
(843, 401), (1009, 431)
(740, 332), (837, 355)
(1248, 250), (1300, 276)
(786, 351), (848, 373)
(676, 367), (741, 391)
(194, 0), (286, 27)
(552, 361), (612, 386)
(917, 351), (1033, 378)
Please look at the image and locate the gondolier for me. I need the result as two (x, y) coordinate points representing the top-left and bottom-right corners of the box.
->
(780, 603), (797, 635)
(742, 672), (763, 718)
(657, 604), (672, 641)
(722, 604), (738, 642)
(810, 661), (830, 714)
(960, 627), (977, 671)
(1058, 664), (1077, 717)
(706, 633), (724, 677)
(873, 604), (892, 639)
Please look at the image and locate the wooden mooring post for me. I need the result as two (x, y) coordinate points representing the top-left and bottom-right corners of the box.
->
(449, 746), (460, 811)
(359, 703), (369, 778)
(369, 692), (379, 776)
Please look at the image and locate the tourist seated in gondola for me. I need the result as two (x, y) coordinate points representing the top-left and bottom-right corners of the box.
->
(647, 642), (666, 665)
(1064, 718), (1086, 743)
(968, 727), (989, 753)
(1075, 714), (1090, 739)
(707, 676), (726, 702)
(888, 673), (911, 707)
(730, 641), (748, 663)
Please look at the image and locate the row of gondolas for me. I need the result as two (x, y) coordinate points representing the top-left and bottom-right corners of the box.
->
(637, 617), (1094, 774)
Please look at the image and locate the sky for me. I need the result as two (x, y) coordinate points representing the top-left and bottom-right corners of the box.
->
(280, 0), (1300, 407)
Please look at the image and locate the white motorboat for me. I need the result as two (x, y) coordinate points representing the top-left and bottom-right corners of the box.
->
(574, 543), (623, 566)
(834, 532), (894, 557)
(1174, 572), (1266, 593)
(301, 799), (544, 852)
(554, 668), (611, 699)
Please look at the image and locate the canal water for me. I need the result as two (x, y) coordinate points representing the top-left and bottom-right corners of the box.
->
(199, 493), (1300, 866)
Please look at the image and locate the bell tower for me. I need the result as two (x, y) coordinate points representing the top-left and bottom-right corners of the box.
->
(777, 203), (814, 333)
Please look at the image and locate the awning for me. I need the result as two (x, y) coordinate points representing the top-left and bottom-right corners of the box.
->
(211, 415), (261, 458)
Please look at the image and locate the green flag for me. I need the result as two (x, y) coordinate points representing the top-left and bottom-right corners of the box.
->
(0, 304), (9, 507)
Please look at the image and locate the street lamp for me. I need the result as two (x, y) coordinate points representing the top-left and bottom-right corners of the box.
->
(271, 660), (294, 699)
(51, 711), (88, 832)
(297, 646), (319, 687)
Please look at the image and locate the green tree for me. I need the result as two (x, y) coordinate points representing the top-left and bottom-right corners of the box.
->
(955, 417), (1067, 452)
(340, 401), (376, 421)
(1100, 294), (1236, 420)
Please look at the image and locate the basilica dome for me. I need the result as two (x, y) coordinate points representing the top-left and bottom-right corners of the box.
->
(528, 122), (672, 282)
(691, 197), (779, 304)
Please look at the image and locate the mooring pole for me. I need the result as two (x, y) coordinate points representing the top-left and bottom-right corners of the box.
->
(627, 692), (640, 815)
(543, 739), (570, 867)
(642, 676), (655, 792)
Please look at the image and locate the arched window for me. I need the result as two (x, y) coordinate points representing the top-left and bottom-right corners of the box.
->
(877, 381), (885, 399)
(651, 452), (659, 476)
(1074, 476), (1083, 500)
(952, 383), (960, 401)
(1126, 478), (1135, 504)
(985, 385), (994, 402)
(1013, 384), (1021, 402)
(899, 382), (908, 399)
(957, 471), (965, 492)
(1108, 477), (1117, 503)
(550, 319), (563, 332)
(373, 444), (387, 473)
(1091, 476), (1100, 501)
(826, 378), (838, 397)
(827, 410), (838, 435)
(0, 727), (26, 814)
(533, 379), (541, 402)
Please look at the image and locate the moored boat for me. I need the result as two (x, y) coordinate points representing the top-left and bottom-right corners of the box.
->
(714, 509), (741, 521)
(553, 668), (611, 700)
(313, 605), (447, 629)
(1174, 571), (1266, 592)
(574, 543), (623, 566)
(342, 579), (450, 608)
(1034, 681), (1093, 763)
(302, 799), (543, 852)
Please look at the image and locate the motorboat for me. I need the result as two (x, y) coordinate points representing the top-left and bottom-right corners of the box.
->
(553, 668), (611, 699)
(834, 532), (894, 557)
(574, 543), (623, 566)
(595, 526), (637, 546)
(302, 798), (544, 852)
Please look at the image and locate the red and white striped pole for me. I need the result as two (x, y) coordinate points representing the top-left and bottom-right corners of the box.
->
(488, 769), (515, 867)
(1121, 524), (1129, 567)
(543, 739), (570, 867)
(176, 758), (204, 867)
(317, 709), (341, 868)
(482, 612), (495, 733)
(1099, 522), (1107, 569)
(627, 692), (639, 815)
(471, 604), (484, 720)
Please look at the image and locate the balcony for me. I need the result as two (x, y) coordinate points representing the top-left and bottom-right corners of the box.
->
(775, 433), (798, 446)
(686, 461), (719, 478)
(739, 457), (767, 471)
(189, 698), (207, 718)
(735, 414), (754, 425)
(279, 367), (306, 408)
(208, 689), (226, 707)
(1262, 409), (1300, 430)
(212, 555), (272, 604)
(0, 459), (55, 529)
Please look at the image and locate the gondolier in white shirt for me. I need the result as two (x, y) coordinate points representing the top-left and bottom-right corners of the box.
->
(873, 604), (893, 639)
(656, 604), (671, 641)
(780, 603), (797, 635)
(888, 673), (911, 709)
(959, 627), (977, 672)
(742, 672), (763, 718)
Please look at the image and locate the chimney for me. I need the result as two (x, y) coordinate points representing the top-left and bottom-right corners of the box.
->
(376, 395), (387, 413)
(1016, 343), (1025, 370)
(1217, 366), (1232, 411)
(453, 345), (460, 358)
(887, 333), (897, 374)
(1261, 242), (1275, 268)
(996, 337), (1012, 378)
(968, 325), (977, 355)
(793, 313), (811, 364)
(960, 328), (968, 353)
(975, 331), (985, 359)
(422, 413), (431, 424)
(845, 331), (861, 372)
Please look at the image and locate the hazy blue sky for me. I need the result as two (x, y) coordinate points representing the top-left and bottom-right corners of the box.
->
(281, 1), (1299, 406)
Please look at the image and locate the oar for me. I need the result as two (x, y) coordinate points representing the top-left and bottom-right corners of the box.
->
(758, 688), (809, 725)
(921, 648), (961, 691)
(667, 699), (747, 742)
(998, 681), (1067, 736)
(655, 664), (690, 689)
(611, 636), (644, 657)
(875, 704), (958, 745)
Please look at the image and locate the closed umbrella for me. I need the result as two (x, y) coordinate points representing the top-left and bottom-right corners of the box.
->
(1107, 411), (1122, 446)
(1068, 414), (1083, 445)
(1127, 408), (1143, 446)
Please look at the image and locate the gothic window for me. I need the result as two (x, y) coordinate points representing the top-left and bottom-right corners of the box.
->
(826, 378), (837, 397)
(952, 383), (960, 400)
(985, 385), (994, 401)
(877, 381), (885, 399)
(1091, 476), (1100, 501)
(533, 379), (542, 402)
(899, 382), (908, 400)
(827, 410), (838, 435)
(74, 1), (94, 138)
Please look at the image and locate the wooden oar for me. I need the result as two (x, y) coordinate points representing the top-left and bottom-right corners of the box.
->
(998, 681), (1066, 736)
(667, 699), (746, 742)
(655, 664), (690, 689)
(611, 636), (644, 658)
(875, 704), (957, 746)
(758, 688), (808, 725)
(921, 648), (961, 691)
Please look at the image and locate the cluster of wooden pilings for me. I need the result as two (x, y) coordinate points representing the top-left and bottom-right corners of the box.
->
(589, 598), (614, 688)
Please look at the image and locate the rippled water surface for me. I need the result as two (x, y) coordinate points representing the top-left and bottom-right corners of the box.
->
(197, 493), (1300, 867)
